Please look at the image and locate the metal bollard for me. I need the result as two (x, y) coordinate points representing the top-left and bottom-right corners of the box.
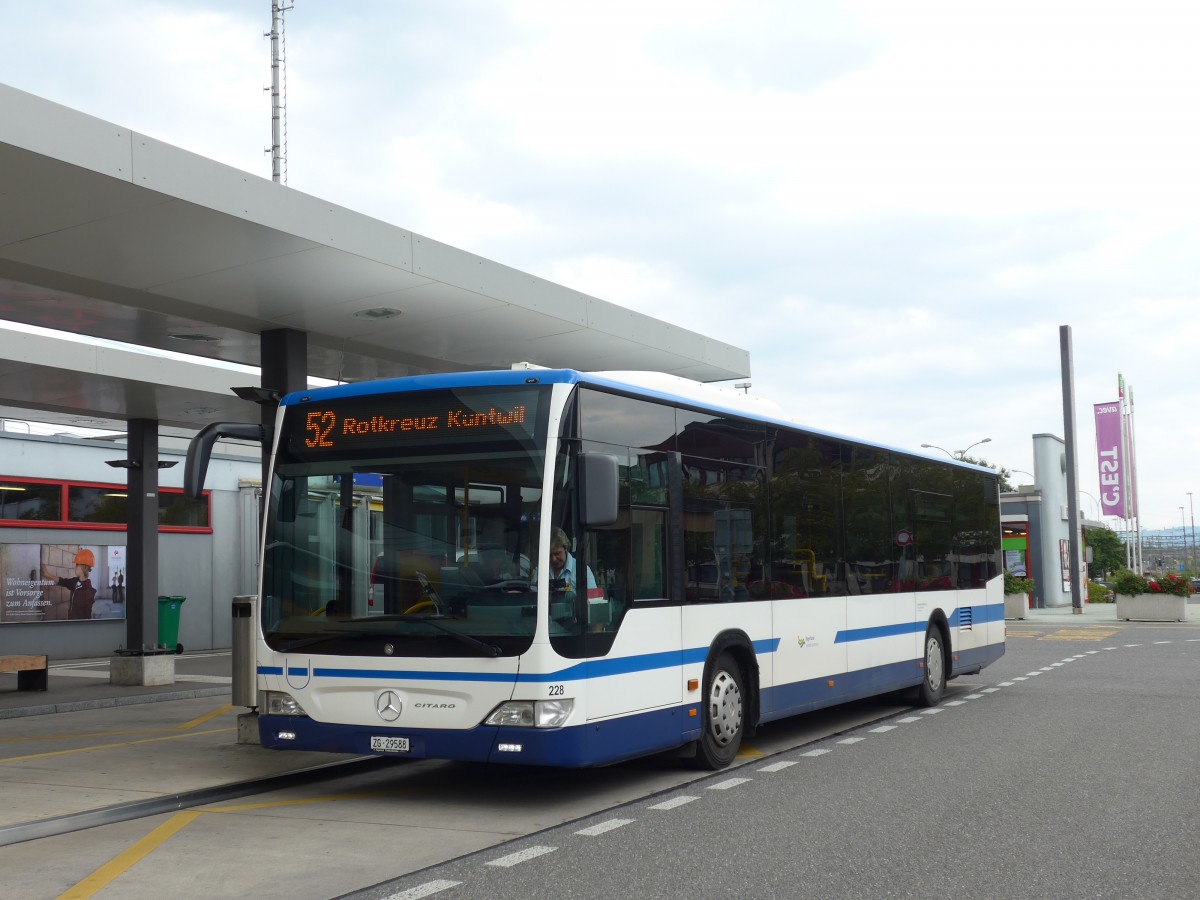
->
(231, 595), (259, 709)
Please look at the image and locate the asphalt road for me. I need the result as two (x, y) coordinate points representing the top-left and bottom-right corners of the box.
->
(344, 619), (1200, 900)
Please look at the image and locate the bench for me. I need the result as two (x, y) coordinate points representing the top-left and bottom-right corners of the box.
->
(0, 654), (48, 691)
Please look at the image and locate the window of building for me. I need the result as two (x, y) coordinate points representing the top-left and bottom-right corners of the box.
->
(0, 480), (61, 522)
(0, 477), (210, 532)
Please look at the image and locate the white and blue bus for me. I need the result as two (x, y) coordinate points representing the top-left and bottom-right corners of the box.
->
(189, 368), (1004, 769)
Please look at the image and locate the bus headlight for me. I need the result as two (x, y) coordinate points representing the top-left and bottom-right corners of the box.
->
(485, 699), (574, 728)
(264, 691), (307, 716)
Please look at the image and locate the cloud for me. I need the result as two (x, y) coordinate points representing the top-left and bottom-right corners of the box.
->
(1, 0), (1197, 528)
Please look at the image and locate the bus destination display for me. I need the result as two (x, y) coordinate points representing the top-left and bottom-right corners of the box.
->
(289, 389), (542, 454)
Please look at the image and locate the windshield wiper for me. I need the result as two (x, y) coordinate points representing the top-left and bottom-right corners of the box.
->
(276, 634), (348, 653)
(396, 615), (503, 658)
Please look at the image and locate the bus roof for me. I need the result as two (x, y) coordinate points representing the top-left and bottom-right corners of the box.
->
(280, 368), (995, 476)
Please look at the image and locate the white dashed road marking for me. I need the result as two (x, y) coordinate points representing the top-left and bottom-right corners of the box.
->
(758, 761), (798, 773)
(383, 881), (462, 900)
(576, 819), (634, 836)
(487, 846), (556, 868)
(649, 795), (700, 809)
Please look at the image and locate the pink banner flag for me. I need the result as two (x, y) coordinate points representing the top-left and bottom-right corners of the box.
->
(1093, 401), (1125, 517)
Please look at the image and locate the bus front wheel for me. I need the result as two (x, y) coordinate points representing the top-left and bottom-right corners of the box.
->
(916, 627), (946, 707)
(693, 652), (745, 769)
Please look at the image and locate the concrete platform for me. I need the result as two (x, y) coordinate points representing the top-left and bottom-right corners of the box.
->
(0, 651), (365, 845)
(2, 600), (1197, 846)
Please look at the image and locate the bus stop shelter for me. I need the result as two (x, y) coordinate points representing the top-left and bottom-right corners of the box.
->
(0, 82), (750, 674)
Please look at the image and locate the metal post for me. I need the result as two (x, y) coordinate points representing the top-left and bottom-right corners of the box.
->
(1181, 508), (1188, 572)
(1189, 492), (1196, 573)
(259, 328), (307, 493)
(232, 595), (259, 708)
(1060, 326), (1084, 612)
(269, 3), (283, 183)
(126, 419), (161, 649)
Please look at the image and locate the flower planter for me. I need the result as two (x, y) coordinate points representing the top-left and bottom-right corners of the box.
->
(1115, 592), (1186, 622)
(1004, 592), (1028, 620)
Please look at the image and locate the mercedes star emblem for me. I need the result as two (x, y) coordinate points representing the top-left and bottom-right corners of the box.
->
(376, 690), (402, 722)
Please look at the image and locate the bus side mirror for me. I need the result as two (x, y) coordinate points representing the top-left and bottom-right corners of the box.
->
(185, 422), (265, 498)
(579, 452), (619, 527)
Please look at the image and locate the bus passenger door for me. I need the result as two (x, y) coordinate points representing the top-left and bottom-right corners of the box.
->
(582, 506), (683, 721)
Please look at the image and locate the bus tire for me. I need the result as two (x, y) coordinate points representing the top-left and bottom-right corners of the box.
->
(692, 652), (745, 770)
(915, 626), (946, 707)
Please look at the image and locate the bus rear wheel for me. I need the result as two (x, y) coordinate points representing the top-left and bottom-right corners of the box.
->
(915, 627), (946, 707)
(692, 652), (744, 769)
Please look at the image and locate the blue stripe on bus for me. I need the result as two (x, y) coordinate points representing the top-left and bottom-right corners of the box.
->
(950, 602), (1005, 626)
(834, 621), (925, 644)
(835, 602), (1004, 644)
(517, 638), (781, 683)
(257, 637), (782, 685)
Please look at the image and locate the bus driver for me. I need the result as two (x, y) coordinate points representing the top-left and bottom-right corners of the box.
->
(542, 527), (601, 601)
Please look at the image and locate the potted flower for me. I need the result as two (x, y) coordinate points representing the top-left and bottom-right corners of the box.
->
(1003, 571), (1034, 620)
(1113, 568), (1187, 622)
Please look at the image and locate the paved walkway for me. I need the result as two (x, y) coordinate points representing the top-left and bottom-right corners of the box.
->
(1008, 596), (1200, 624)
(0, 651), (233, 719)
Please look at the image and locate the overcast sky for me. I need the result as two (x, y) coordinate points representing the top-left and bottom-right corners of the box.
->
(2, 0), (1197, 530)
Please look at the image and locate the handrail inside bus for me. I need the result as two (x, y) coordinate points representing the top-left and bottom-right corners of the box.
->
(185, 421), (265, 498)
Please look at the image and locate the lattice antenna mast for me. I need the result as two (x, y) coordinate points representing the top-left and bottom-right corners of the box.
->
(266, 3), (293, 183)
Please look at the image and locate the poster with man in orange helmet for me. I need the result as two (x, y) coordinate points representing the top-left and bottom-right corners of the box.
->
(41, 546), (100, 620)
(0, 544), (123, 623)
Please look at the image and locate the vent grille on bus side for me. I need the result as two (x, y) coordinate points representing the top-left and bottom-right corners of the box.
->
(959, 606), (974, 630)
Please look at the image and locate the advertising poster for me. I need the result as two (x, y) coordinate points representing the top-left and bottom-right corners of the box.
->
(0, 543), (127, 624)
(1004, 549), (1027, 577)
(1093, 401), (1125, 517)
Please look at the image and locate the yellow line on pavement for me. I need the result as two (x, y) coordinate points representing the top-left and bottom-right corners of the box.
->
(56, 793), (392, 898)
(736, 742), (763, 759)
(0, 727), (233, 764)
(176, 704), (234, 731)
(56, 810), (203, 900)
(1042, 628), (1119, 641)
(0, 728), (167, 744)
(2, 706), (236, 744)
(206, 793), (373, 813)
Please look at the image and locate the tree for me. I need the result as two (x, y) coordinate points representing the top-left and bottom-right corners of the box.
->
(958, 455), (1014, 493)
(1083, 525), (1124, 579)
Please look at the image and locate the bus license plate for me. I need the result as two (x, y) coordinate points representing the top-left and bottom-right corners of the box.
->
(370, 736), (410, 753)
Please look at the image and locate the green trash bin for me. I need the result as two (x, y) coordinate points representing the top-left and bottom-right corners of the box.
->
(157, 596), (186, 654)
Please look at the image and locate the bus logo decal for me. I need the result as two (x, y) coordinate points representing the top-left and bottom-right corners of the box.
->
(376, 690), (403, 721)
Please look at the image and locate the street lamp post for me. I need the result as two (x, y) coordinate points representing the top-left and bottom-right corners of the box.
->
(1181, 507), (1188, 573)
(920, 437), (992, 461)
(959, 437), (992, 458)
(1188, 492), (1196, 574)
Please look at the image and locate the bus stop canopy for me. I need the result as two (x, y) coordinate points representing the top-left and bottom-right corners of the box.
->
(0, 82), (750, 436)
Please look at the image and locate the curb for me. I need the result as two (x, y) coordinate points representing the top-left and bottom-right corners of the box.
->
(0, 685), (232, 720)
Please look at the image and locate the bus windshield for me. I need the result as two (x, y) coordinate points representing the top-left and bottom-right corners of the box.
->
(260, 385), (549, 658)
